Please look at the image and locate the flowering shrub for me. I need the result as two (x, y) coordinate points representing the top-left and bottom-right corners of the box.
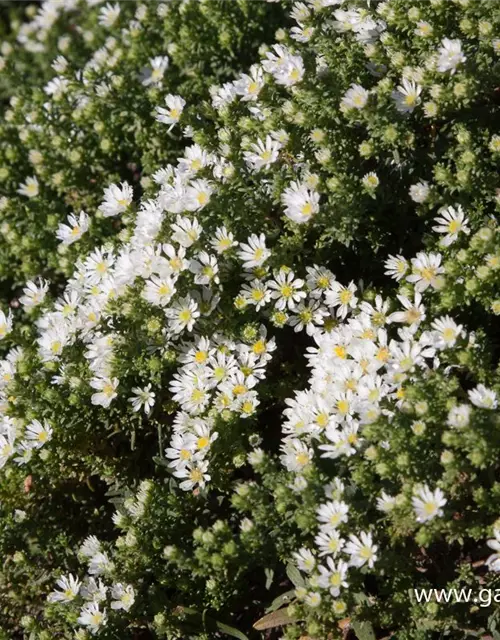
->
(1, 0), (500, 639)
(0, 0), (284, 296)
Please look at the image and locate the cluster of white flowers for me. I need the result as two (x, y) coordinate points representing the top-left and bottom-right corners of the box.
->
(48, 533), (135, 635)
(6, 1), (500, 633)
(15, 0), (79, 54)
(292, 481), (378, 611)
(0, 350), (54, 469)
(166, 328), (275, 490)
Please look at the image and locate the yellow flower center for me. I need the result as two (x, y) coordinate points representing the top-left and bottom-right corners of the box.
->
(252, 339), (266, 355)
(295, 452), (309, 466)
(179, 309), (192, 323)
(197, 436), (209, 449)
(339, 290), (352, 305)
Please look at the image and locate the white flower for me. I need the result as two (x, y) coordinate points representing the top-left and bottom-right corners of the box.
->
(344, 531), (378, 568)
(384, 254), (409, 281)
(412, 485), (447, 523)
(142, 275), (176, 307)
(100, 182), (133, 217)
(437, 38), (466, 73)
(314, 530), (344, 557)
(156, 94), (186, 130)
(0, 309), (13, 340)
(468, 384), (497, 410)
(79, 536), (101, 558)
(341, 83), (369, 110)
(362, 172), (379, 189)
(376, 491), (397, 513)
(88, 551), (113, 576)
(142, 55), (169, 86)
(173, 459), (211, 490)
(240, 280), (271, 310)
(234, 65), (264, 101)
(432, 205), (470, 246)
(129, 384), (155, 414)
(447, 404), (471, 429)
(388, 292), (425, 326)
(165, 297), (200, 333)
(48, 574), (81, 603)
(170, 215), (202, 247)
(20, 279), (49, 309)
(406, 252), (444, 291)
(185, 179), (213, 211)
(190, 252), (219, 285)
(317, 557), (349, 596)
(237, 233), (271, 269)
(17, 176), (39, 198)
(280, 438), (313, 471)
(56, 211), (90, 245)
(415, 21), (433, 37)
(24, 419), (52, 449)
(98, 2), (120, 27)
(325, 281), (358, 319)
(77, 602), (107, 634)
(392, 78), (422, 113)
(211, 82), (238, 110)
(316, 500), (349, 531)
(0, 430), (15, 469)
(486, 528), (500, 571)
(409, 180), (430, 203)
(304, 591), (322, 607)
(268, 269), (306, 311)
(210, 226), (237, 254)
(282, 181), (320, 223)
(90, 377), (119, 408)
(243, 136), (281, 171)
(293, 547), (316, 573)
(110, 583), (135, 611)
(431, 315), (463, 348)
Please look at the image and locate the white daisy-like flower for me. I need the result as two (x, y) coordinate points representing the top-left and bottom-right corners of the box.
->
(48, 574), (81, 603)
(98, 2), (120, 28)
(409, 180), (430, 203)
(437, 38), (466, 74)
(341, 83), (369, 110)
(392, 77), (422, 113)
(237, 234), (271, 269)
(412, 485), (447, 523)
(155, 94), (186, 130)
(486, 528), (500, 571)
(129, 384), (155, 414)
(432, 204), (470, 246)
(406, 252), (444, 291)
(56, 211), (90, 245)
(24, 419), (53, 449)
(17, 176), (39, 198)
(468, 384), (497, 410)
(344, 531), (378, 568)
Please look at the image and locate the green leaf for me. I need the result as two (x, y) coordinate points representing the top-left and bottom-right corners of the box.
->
(215, 621), (249, 640)
(286, 562), (305, 588)
(351, 619), (376, 640)
(152, 456), (170, 469)
(264, 567), (274, 590)
(265, 589), (295, 613)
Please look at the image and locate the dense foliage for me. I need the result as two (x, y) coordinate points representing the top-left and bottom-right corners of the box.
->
(0, 1), (500, 639)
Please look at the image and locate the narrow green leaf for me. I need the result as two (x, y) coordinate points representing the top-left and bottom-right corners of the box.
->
(265, 589), (295, 613)
(264, 567), (274, 590)
(215, 621), (249, 640)
(286, 562), (305, 588)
